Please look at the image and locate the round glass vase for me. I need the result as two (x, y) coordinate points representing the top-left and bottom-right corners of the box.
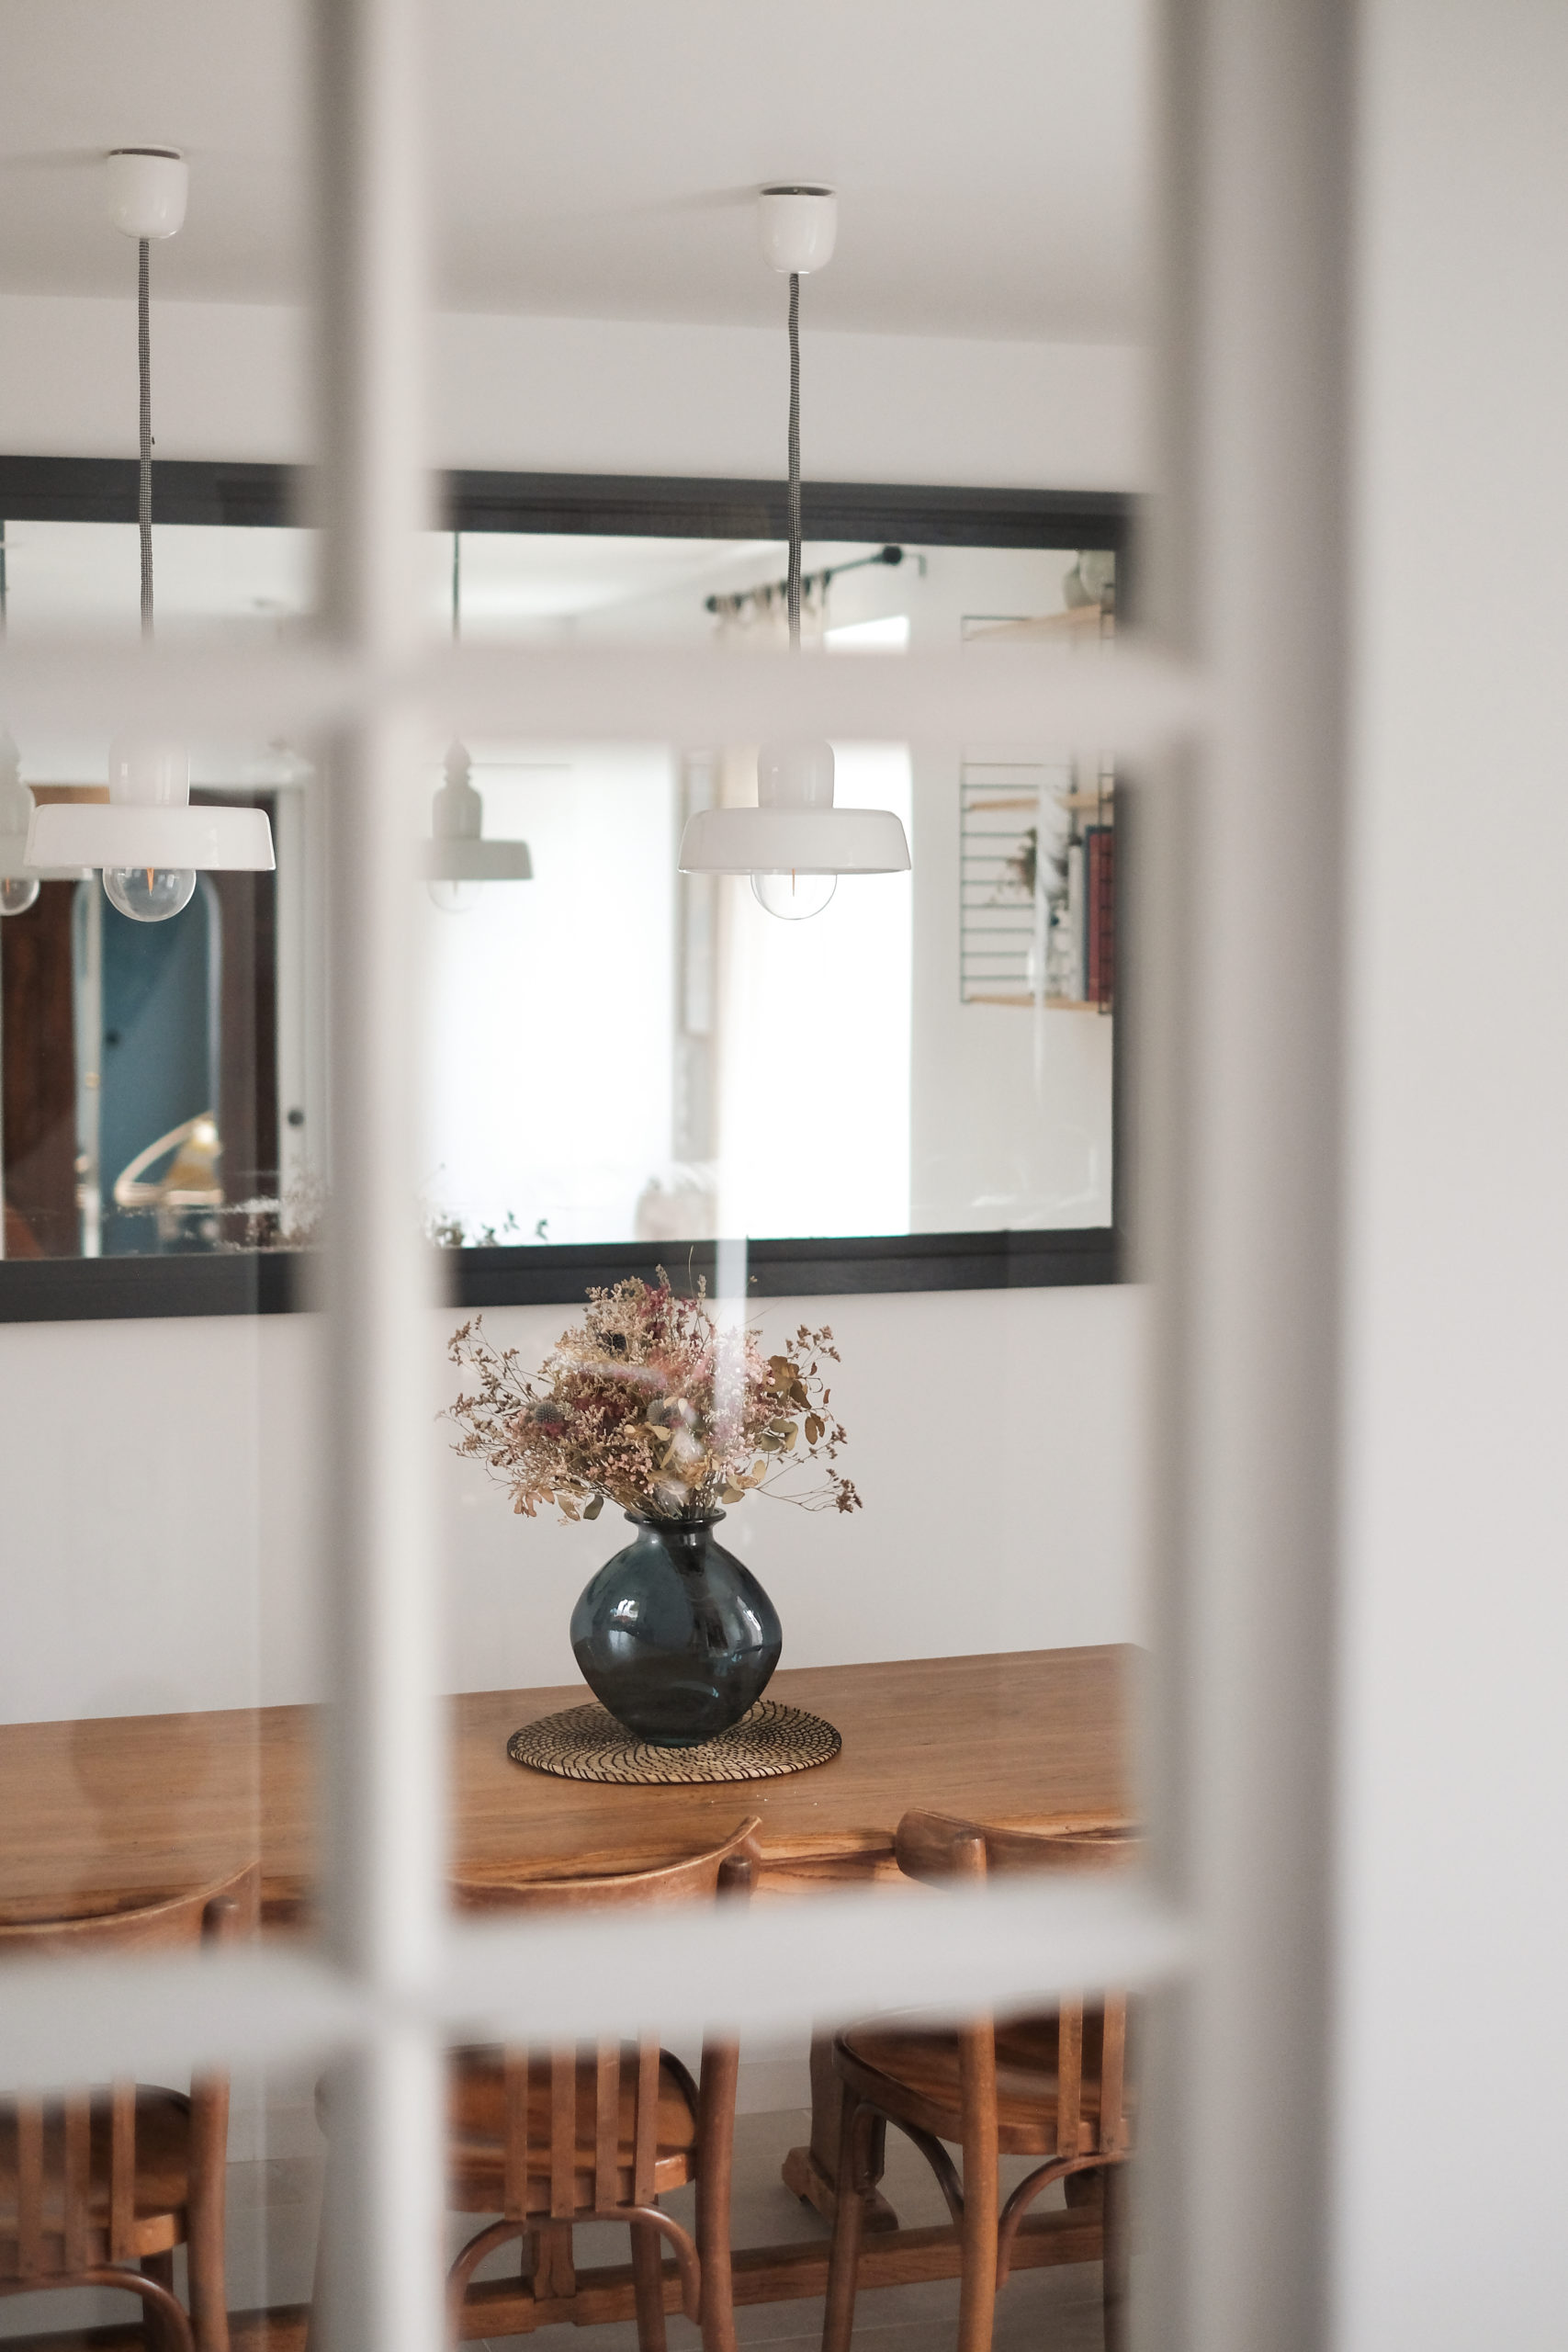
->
(569, 1511), (783, 1747)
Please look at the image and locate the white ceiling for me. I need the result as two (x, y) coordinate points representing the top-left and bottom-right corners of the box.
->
(0, 1), (1147, 342)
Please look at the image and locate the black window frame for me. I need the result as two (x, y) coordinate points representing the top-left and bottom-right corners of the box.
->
(0, 454), (1130, 1320)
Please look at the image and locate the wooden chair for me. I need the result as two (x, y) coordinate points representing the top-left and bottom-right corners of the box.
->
(0, 1862), (260, 2352)
(340, 1815), (758, 2352)
(821, 1813), (1137, 2352)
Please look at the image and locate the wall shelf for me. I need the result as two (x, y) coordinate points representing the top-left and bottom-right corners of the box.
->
(965, 994), (1111, 1012)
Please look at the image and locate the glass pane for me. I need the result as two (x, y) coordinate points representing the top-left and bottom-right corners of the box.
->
(0, 0), (333, 2323)
(2, 517), (1112, 1262)
(417, 530), (1114, 1254)
(0, 520), (315, 643)
(5, 10), (1149, 2349)
(425, 517), (1136, 2342)
(1, 521), (318, 1263)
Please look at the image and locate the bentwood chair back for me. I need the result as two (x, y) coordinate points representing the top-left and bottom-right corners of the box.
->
(822, 1813), (1138, 2352)
(435, 1816), (758, 2352)
(0, 1862), (260, 2352)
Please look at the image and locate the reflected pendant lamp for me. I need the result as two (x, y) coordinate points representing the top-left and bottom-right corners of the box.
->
(677, 187), (910, 921)
(427, 534), (534, 910)
(0, 731), (95, 916)
(27, 150), (274, 922)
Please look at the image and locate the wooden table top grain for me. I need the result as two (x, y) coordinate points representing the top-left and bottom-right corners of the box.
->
(0, 1646), (1134, 1925)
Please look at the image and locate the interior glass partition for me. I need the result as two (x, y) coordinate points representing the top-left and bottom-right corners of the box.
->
(0, 6), (1352, 2352)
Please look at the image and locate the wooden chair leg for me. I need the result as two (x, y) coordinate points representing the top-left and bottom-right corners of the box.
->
(1102, 2159), (1131, 2352)
(186, 2074), (231, 2352)
(629, 2221), (669, 2352)
(186, 2194), (231, 2350)
(535, 2222), (577, 2301)
(695, 2039), (739, 2352)
(303, 2189), (328, 2352)
(955, 2039), (1000, 2352)
(956, 2182), (999, 2352)
(139, 2254), (178, 2352)
(820, 2095), (879, 2352)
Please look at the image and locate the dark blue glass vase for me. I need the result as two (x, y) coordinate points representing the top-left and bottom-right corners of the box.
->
(570, 1512), (783, 1747)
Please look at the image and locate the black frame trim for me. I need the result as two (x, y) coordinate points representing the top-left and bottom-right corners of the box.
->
(0, 456), (1129, 1321)
(0, 1252), (307, 1323)
(0, 1229), (1114, 1324)
(451, 1228), (1115, 1309)
(0, 456), (1132, 556)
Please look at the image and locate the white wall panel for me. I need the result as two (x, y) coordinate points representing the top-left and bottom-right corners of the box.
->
(0, 1281), (1145, 1724)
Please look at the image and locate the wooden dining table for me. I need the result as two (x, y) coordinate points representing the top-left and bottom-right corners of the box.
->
(0, 1645), (1134, 2346)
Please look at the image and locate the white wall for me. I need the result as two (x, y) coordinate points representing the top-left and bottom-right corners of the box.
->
(1337, 0), (1568, 2342)
(419, 745), (681, 1246)
(0, 1283), (1145, 1726)
(441, 1285), (1145, 1695)
(0, 292), (1146, 489)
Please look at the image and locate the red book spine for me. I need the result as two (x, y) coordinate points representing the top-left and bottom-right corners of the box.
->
(1086, 827), (1116, 1007)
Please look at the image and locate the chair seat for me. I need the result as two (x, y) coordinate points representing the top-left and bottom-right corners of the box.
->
(0, 2088), (192, 2272)
(837, 2011), (1122, 2157)
(447, 2047), (699, 2213)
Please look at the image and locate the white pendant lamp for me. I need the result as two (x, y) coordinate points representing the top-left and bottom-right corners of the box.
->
(0, 731), (93, 916)
(428, 741), (534, 912)
(427, 533), (534, 910)
(26, 151), (274, 922)
(678, 187), (910, 920)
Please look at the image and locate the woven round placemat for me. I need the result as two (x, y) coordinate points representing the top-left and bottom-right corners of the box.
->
(507, 1698), (841, 1785)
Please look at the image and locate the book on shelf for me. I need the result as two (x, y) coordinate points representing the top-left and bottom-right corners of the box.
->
(1060, 840), (1086, 1002)
(1084, 823), (1115, 1008)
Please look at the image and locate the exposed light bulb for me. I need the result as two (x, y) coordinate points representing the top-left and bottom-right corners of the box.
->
(751, 871), (837, 921)
(0, 730), (41, 915)
(104, 743), (197, 916)
(428, 876), (481, 914)
(103, 866), (197, 923)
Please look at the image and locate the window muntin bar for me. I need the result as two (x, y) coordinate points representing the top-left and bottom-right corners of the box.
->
(0, 638), (1208, 749)
(0, 1877), (1190, 2091)
(308, 4), (446, 2351)
(1135, 4), (1349, 2350)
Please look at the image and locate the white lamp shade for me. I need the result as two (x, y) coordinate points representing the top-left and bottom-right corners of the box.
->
(0, 765), (89, 879)
(678, 805), (909, 876)
(426, 746), (532, 883)
(27, 803), (275, 872)
(758, 187), (838, 275)
(0, 832), (90, 881)
(426, 838), (534, 882)
(105, 150), (188, 240)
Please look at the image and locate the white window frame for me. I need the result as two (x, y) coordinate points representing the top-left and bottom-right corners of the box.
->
(0, 4), (1347, 2348)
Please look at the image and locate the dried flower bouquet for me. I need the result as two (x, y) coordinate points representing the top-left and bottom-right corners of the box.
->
(447, 1273), (862, 1524)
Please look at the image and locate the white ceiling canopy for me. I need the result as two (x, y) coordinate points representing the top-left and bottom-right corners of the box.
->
(0, 0), (1148, 342)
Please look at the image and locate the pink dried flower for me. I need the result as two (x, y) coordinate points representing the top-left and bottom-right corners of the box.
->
(446, 1273), (861, 1526)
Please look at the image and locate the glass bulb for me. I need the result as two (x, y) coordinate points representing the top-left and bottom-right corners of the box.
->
(750, 871), (837, 922)
(428, 876), (481, 914)
(103, 866), (197, 923)
(0, 876), (40, 917)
